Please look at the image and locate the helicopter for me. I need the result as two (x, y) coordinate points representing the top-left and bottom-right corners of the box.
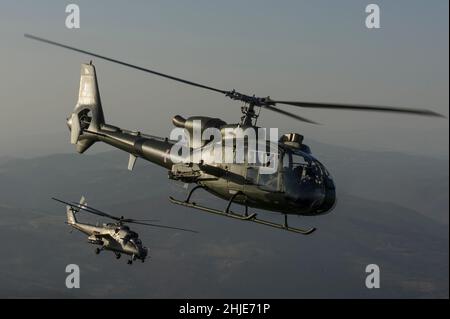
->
(52, 197), (197, 264)
(27, 34), (444, 235)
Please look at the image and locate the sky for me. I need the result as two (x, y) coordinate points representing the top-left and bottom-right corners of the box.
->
(0, 0), (448, 159)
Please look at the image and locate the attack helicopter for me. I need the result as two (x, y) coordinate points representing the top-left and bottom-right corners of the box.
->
(27, 34), (444, 235)
(52, 197), (197, 264)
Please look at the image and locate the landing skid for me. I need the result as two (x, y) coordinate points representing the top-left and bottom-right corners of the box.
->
(169, 186), (316, 235)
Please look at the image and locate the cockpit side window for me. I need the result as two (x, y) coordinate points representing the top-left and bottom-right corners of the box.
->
(292, 154), (309, 167)
(245, 148), (281, 191)
(282, 150), (324, 184)
(129, 231), (138, 238)
(283, 152), (291, 169)
(282, 151), (309, 167)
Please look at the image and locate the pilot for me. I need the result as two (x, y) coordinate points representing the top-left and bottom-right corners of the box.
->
(293, 166), (304, 181)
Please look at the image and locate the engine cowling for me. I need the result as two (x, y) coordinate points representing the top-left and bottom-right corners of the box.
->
(279, 133), (311, 153)
(172, 115), (227, 148)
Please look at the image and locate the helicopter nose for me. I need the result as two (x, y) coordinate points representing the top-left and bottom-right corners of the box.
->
(140, 247), (148, 258)
(293, 179), (336, 215)
(314, 179), (336, 215)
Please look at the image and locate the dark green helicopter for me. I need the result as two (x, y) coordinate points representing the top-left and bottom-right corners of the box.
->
(25, 34), (444, 235)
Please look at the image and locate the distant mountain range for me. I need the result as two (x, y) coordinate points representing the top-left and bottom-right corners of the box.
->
(310, 140), (449, 224)
(0, 148), (448, 298)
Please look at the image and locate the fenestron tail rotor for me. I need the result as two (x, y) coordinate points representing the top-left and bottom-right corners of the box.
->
(26, 34), (445, 125)
(52, 197), (198, 233)
(69, 113), (81, 144)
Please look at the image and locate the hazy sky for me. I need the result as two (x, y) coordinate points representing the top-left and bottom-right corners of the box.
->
(0, 0), (448, 158)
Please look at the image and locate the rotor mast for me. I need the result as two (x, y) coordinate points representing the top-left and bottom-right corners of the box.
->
(240, 103), (256, 126)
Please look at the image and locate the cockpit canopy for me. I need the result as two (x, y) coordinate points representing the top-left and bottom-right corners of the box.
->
(130, 237), (142, 245)
(128, 230), (139, 238)
(281, 148), (330, 185)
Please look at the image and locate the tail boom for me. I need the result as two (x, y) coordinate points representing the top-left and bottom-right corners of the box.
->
(84, 128), (175, 170)
(68, 62), (177, 170)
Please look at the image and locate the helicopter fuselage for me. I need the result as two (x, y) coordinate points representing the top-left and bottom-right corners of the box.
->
(75, 120), (336, 216)
(70, 221), (148, 261)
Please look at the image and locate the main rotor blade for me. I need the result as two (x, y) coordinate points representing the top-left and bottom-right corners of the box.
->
(70, 202), (160, 223)
(25, 34), (228, 95)
(121, 218), (160, 223)
(271, 100), (444, 117)
(53, 197), (80, 209)
(127, 221), (198, 233)
(53, 197), (103, 217)
(27, 34), (443, 120)
(263, 105), (319, 124)
(69, 201), (122, 221)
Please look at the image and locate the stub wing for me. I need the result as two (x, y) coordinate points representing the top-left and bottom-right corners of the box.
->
(87, 232), (115, 245)
(92, 231), (114, 240)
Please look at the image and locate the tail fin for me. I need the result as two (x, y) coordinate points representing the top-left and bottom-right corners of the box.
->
(68, 62), (105, 153)
(66, 196), (85, 225)
(66, 206), (77, 225)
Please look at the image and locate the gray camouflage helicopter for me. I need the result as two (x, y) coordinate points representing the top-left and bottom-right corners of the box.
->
(27, 34), (444, 235)
(52, 197), (197, 264)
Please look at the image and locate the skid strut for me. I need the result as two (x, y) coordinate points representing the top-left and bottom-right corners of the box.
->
(169, 187), (316, 235)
